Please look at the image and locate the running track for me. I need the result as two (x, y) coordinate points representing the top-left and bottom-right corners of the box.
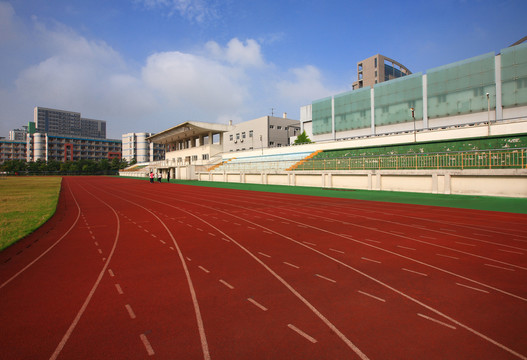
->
(0, 176), (526, 359)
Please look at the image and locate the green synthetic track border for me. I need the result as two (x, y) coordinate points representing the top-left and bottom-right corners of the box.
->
(118, 176), (527, 214)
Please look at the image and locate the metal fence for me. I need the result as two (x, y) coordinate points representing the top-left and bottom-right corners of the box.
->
(290, 148), (527, 171)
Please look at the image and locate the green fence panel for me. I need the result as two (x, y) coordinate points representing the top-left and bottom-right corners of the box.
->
(312, 97), (333, 135)
(501, 42), (527, 108)
(334, 88), (372, 131)
(374, 73), (423, 126)
(427, 52), (496, 118)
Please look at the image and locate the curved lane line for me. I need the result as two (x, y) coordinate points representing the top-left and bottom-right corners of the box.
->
(49, 184), (121, 360)
(1, 180), (81, 290)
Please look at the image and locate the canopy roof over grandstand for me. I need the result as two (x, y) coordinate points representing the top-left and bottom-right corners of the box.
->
(147, 121), (233, 145)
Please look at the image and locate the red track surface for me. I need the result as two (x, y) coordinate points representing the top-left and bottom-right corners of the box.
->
(0, 176), (526, 359)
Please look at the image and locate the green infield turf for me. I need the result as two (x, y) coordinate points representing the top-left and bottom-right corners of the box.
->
(0, 177), (62, 250)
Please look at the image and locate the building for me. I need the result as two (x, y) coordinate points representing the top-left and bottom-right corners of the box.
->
(122, 132), (165, 163)
(34, 107), (106, 139)
(9, 126), (28, 141)
(26, 133), (121, 162)
(0, 139), (26, 163)
(352, 54), (412, 90)
(223, 114), (301, 153)
(302, 41), (527, 142)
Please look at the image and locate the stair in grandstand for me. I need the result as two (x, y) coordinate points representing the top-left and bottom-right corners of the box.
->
(286, 150), (323, 171)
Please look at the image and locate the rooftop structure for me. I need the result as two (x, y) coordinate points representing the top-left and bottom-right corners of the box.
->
(352, 54), (412, 90)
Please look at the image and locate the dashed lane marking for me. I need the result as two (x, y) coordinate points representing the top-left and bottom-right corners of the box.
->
(140, 334), (155, 356)
(361, 257), (381, 264)
(484, 263), (515, 271)
(418, 313), (456, 330)
(302, 241), (317, 246)
(402, 268), (428, 277)
(97, 249), (103, 254)
(436, 254), (459, 260)
(125, 304), (136, 319)
(315, 274), (336, 283)
(456, 242), (476, 247)
(283, 262), (300, 269)
(198, 266), (210, 274)
(258, 252), (271, 258)
(358, 290), (386, 302)
(108, 269), (115, 277)
(159, 240), (166, 244)
(186, 257), (191, 261)
(247, 298), (268, 311)
(456, 283), (489, 294)
(219, 279), (234, 290)
(363, 238), (381, 243)
(498, 249), (524, 255)
(208, 233), (216, 237)
(397, 245), (416, 251)
(115, 284), (124, 295)
(329, 248), (345, 254)
(287, 324), (317, 343)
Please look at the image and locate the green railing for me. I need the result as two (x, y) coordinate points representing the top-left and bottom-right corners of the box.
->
(293, 148), (526, 171)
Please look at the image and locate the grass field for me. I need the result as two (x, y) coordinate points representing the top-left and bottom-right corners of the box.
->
(0, 177), (62, 250)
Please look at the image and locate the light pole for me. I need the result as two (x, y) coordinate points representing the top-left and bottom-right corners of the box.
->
(411, 107), (416, 142)
(486, 92), (491, 136)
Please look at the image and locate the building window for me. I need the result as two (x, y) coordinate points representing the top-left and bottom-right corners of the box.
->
(249, 130), (253, 137)
(269, 125), (274, 129)
(202, 154), (209, 160)
(374, 58), (377, 68)
(192, 155), (198, 161)
(277, 126), (282, 130)
(270, 141), (274, 146)
(242, 132), (246, 139)
(236, 133), (240, 140)
(229, 134), (233, 141)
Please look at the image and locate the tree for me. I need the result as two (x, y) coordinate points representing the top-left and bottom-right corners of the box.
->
(294, 130), (312, 144)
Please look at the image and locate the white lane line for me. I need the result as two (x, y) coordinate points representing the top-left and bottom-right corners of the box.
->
(402, 268), (428, 277)
(247, 226), (256, 230)
(97, 248), (103, 254)
(456, 241), (476, 247)
(303, 241), (317, 246)
(363, 238), (381, 243)
(140, 334), (155, 356)
(420, 235), (436, 240)
(125, 304), (136, 319)
(108, 269), (115, 277)
(297, 224), (307, 228)
(115, 284), (124, 295)
(198, 266), (210, 274)
(441, 228), (457, 232)
(144, 229), (149, 233)
(361, 257), (381, 264)
(436, 254), (459, 260)
(263, 230), (273, 234)
(358, 290), (386, 302)
(94, 241), (99, 246)
(221, 238), (230, 242)
(456, 283), (490, 294)
(159, 240), (166, 244)
(169, 247), (174, 251)
(391, 231), (405, 235)
(151, 234), (157, 238)
(418, 313), (456, 330)
(287, 324), (317, 343)
(484, 264), (515, 271)
(258, 252), (271, 258)
(283, 261), (300, 269)
(186, 257), (192, 262)
(474, 233), (492, 237)
(397, 245), (416, 251)
(247, 298), (268, 311)
(208, 232), (216, 237)
(329, 248), (345, 254)
(233, 223), (241, 226)
(219, 279), (234, 289)
(315, 274), (336, 283)
(91, 235), (96, 240)
(197, 228), (204, 232)
(498, 249), (524, 255)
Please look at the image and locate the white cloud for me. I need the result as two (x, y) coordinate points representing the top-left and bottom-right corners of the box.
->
(205, 38), (265, 68)
(276, 65), (336, 105)
(142, 50), (248, 114)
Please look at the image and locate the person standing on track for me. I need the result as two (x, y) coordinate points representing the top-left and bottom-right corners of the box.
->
(157, 172), (161, 183)
(149, 171), (154, 183)
(167, 171), (170, 183)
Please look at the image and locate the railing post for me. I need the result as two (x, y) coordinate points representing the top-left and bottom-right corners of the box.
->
(489, 150), (492, 169)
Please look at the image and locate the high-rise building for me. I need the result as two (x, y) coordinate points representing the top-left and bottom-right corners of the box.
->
(122, 132), (165, 163)
(34, 107), (106, 139)
(352, 54), (412, 90)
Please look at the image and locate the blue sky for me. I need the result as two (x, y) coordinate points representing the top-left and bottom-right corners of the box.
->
(0, 0), (525, 138)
